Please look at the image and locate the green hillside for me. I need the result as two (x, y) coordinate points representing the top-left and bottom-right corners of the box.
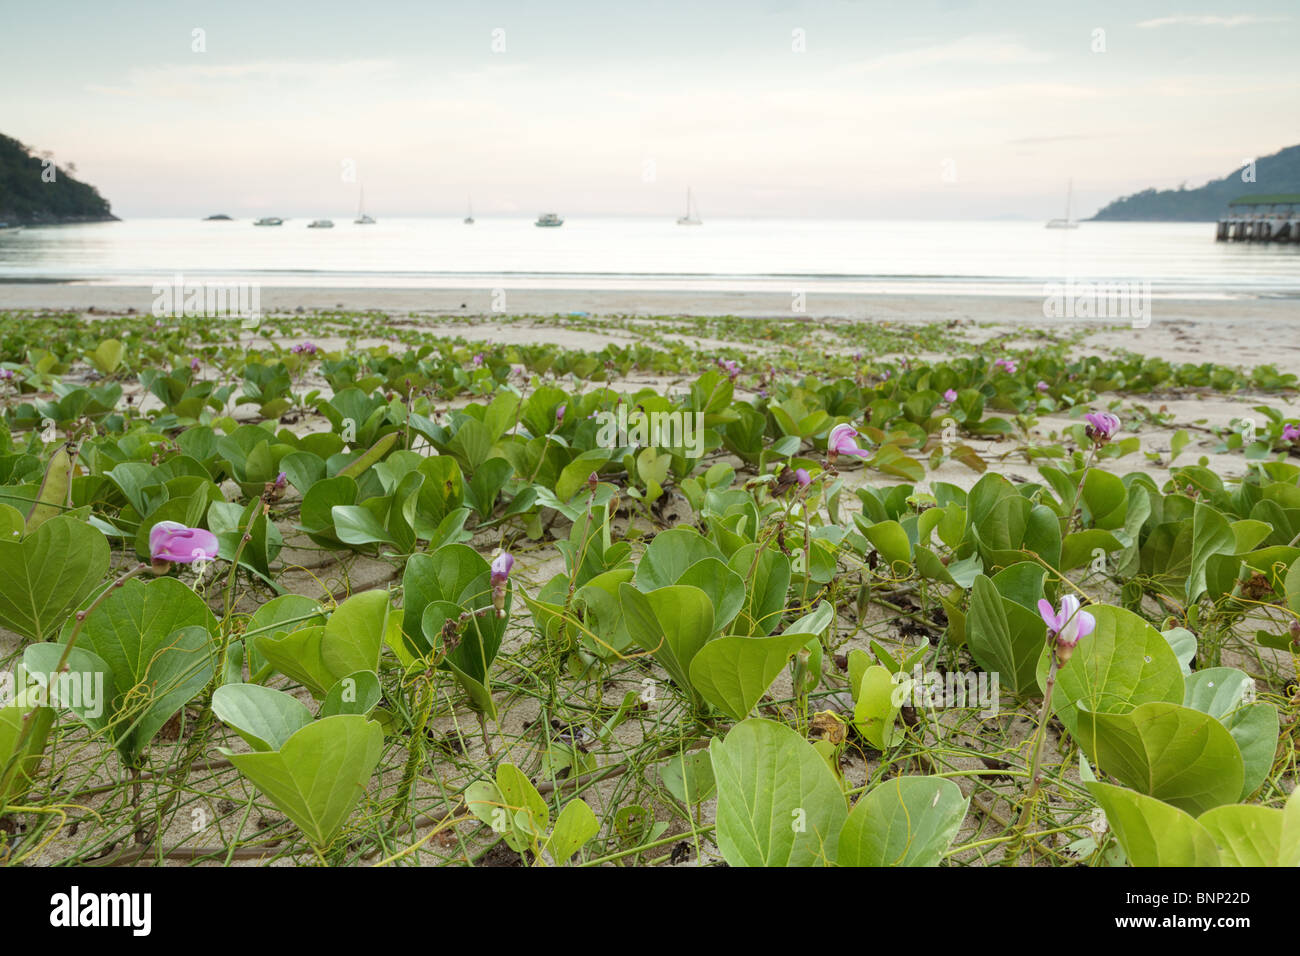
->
(0, 132), (117, 225)
(1090, 143), (1300, 222)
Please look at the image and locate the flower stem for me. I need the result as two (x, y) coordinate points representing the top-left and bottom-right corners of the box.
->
(1017, 647), (1059, 829)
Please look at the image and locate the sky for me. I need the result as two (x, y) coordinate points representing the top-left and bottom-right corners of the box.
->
(2, 0), (1298, 220)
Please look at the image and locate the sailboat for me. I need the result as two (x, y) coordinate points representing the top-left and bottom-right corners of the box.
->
(1045, 180), (1078, 229)
(464, 197), (474, 225)
(354, 187), (376, 225)
(677, 188), (702, 226)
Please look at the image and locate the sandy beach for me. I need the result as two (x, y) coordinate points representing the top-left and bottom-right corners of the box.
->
(3, 282), (1299, 374)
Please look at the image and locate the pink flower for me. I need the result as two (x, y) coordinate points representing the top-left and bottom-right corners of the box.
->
(472, 353), (484, 367)
(556, 404), (566, 422)
(0, 369), (13, 381)
(794, 468), (811, 487)
(1283, 424), (1300, 442)
(150, 521), (219, 565)
(1084, 411), (1121, 443)
(717, 358), (741, 380)
(827, 423), (871, 460)
(490, 552), (514, 585)
(291, 341), (317, 355)
(1036, 381), (1050, 392)
(994, 358), (1017, 374)
(1037, 594), (1095, 665)
(190, 357), (200, 372)
(942, 388), (958, 403)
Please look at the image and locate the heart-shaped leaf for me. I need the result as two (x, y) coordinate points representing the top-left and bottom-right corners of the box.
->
(256, 589), (389, 697)
(213, 682), (313, 751)
(1086, 781), (1220, 866)
(837, 776), (968, 867)
(223, 714), (384, 847)
(620, 583), (715, 705)
(710, 718), (847, 866)
(1076, 701), (1243, 815)
(0, 516), (110, 643)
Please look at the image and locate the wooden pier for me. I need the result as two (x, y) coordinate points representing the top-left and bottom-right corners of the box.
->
(1216, 194), (1300, 242)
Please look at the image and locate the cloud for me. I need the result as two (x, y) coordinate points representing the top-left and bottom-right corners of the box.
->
(1136, 14), (1288, 28)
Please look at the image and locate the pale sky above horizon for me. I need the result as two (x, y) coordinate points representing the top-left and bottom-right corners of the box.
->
(3, 0), (1298, 220)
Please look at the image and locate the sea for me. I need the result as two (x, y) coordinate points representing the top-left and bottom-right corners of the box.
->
(1, 218), (1297, 298)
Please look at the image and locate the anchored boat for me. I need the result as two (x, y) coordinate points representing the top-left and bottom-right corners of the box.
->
(676, 188), (702, 225)
(1045, 180), (1078, 229)
(535, 212), (564, 227)
(354, 186), (376, 224)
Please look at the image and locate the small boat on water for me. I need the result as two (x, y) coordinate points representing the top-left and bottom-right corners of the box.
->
(464, 197), (475, 225)
(253, 217), (284, 226)
(535, 212), (564, 227)
(677, 188), (702, 226)
(204, 214), (233, 221)
(354, 187), (376, 225)
(1045, 180), (1079, 229)
(307, 219), (335, 229)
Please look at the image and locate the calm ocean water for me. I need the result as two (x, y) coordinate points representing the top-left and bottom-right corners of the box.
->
(1, 218), (1297, 297)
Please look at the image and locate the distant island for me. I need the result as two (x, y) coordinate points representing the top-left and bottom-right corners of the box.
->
(0, 131), (118, 226)
(204, 214), (234, 221)
(1091, 143), (1300, 222)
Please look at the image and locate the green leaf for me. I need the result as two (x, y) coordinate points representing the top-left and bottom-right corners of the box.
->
(42, 576), (216, 765)
(0, 516), (110, 643)
(257, 589), (388, 697)
(619, 583), (714, 705)
(1076, 701), (1244, 815)
(837, 776), (967, 866)
(1046, 604), (1184, 738)
(852, 664), (908, 749)
(213, 682), (313, 751)
(223, 715), (384, 847)
(1085, 781), (1220, 866)
(659, 750), (716, 805)
(546, 799), (599, 865)
(1199, 803), (1292, 867)
(710, 718), (848, 866)
(688, 631), (811, 721)
(966, 574), (1043, 698)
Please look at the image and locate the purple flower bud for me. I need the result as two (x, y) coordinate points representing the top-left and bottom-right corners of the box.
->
(943, 388), (958, 403)
(994, 358), (1017, 374)
(556, 404), (566, 421)
(490, 551), (514, 585)
(1283, 424), (1300, 442)
(0, 369), (13, 381)
(190, 357), (200, 371)
(274, 471), (288, 490)
(795, 468), (811, 487)
(1036, 381), (1049, 392)
(472, 353), (484, 367)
